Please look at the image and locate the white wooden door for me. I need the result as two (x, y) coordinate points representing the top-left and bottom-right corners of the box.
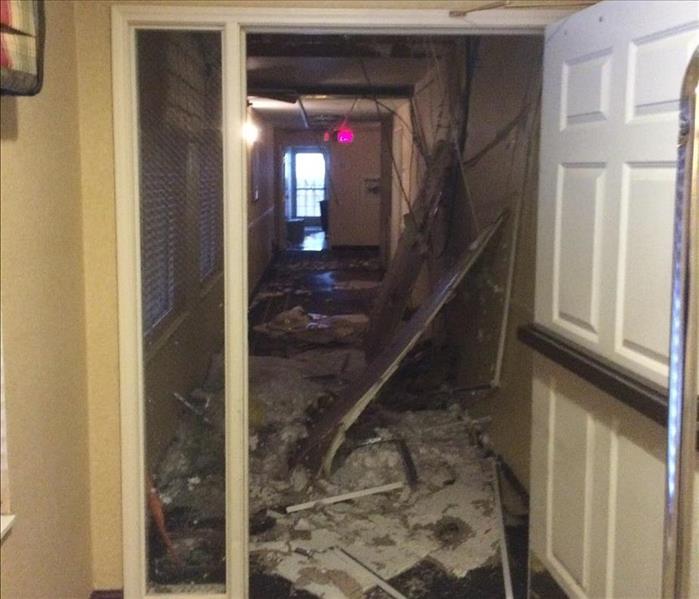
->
(533, 2), (699, 598)
(536, 0), (699, 387)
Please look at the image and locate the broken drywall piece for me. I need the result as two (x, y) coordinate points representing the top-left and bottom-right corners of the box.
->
(293, 212), (508, 476)
(250, 408), (501, 593)
(285, 482), (404, 514)
(334, 548), (409, 599)
(491, 458), (515, 599)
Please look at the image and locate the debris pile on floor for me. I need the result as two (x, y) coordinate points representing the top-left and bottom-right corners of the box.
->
(148, 249), (513, 597)
(250, 406), (501, 597)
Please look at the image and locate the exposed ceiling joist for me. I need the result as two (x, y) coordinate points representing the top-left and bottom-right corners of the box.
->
(249, 84), (412, 99)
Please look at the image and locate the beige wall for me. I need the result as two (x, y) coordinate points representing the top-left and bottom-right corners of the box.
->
(248, 112), (277, 291)
(458, 36), (543, 489)
(0, 2), (93, 597)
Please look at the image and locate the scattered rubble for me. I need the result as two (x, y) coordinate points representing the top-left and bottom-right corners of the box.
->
(249, 407), (501, 596)
(149, 248), (512, 596)
(253, 306), (369, 346)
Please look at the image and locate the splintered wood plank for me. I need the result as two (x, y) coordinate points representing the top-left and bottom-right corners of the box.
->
(364, 140), (454, 361)
(293, 212), (508, 475)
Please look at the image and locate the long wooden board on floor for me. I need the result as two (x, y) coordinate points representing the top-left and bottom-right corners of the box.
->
(294, 211), (508, 475)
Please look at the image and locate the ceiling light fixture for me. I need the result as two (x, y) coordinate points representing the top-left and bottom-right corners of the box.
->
(336, 121), (354, 145)
(243, 119), (260, 145)
(336, 127), (354, 144)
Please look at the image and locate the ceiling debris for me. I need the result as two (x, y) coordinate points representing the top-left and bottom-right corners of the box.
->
(253, 306), (369, 347)
(294, 211), (507, 476)
(363, 140), (455, 361)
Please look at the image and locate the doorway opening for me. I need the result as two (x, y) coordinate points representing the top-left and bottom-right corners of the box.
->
(113, 5), (698, 598)
(284, 147), (329, 251)
(243, 31), (541, 598)
(128, 25), (542, 596)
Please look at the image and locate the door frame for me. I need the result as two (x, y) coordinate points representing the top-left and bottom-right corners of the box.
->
(111, 4), (575, 598)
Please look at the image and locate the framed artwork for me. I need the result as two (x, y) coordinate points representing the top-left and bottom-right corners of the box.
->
(0, 0), (45, 96)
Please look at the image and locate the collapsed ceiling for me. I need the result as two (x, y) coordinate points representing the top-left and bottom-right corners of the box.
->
(246, 34), (460, 129)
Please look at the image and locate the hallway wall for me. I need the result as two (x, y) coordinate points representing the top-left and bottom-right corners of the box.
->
(0, 2), (93, 597)
(248, 113), (277, 292)
(388, 36), (542, 489)
(460, 36), (543, 489)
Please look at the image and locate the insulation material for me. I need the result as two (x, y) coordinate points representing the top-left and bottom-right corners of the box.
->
(250, 408), (500, 595)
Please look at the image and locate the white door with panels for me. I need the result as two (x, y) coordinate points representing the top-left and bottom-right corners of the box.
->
(536, 0), (699, 388)
(533, 1), (699, 598)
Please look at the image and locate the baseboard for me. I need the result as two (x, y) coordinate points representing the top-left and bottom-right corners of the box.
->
(90, 592), (123, 599)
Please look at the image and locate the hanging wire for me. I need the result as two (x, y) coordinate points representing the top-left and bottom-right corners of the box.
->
(357, 56), (421, 232)
(427, 39), (482, 236)
(462, 101), (533, 169)
(439, 37), (481, 252)
(363, 96), (427, 162)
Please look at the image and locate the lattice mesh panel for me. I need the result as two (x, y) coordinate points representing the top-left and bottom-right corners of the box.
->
(136, 30), (225, 591)
(138, 30), (223, 336)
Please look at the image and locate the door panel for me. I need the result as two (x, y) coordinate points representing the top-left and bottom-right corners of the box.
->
(616, 163), (675, 374)
(553, 164), (605, 341)
(533, 2), (699, 597)
(531, 355), (685, 599)
(536, 0), (699, 386)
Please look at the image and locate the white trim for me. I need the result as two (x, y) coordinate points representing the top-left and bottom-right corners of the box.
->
(112, 5), (575, 35)
(222, 19), (250, 599)
(0, 514), (15, 542)
(111, 4), (572, 599)
(112, 7), (147, 597)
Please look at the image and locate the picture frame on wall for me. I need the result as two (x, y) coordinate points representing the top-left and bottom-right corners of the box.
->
(0, 0), (45, 96)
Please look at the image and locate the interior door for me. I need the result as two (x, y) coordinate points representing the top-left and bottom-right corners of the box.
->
(532, 2), (699, 598)
(536, 0), (699, 387)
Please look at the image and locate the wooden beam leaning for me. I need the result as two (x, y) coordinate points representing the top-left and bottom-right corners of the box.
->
(364, 140), (454, 361)
(293, 211), (508, 476)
